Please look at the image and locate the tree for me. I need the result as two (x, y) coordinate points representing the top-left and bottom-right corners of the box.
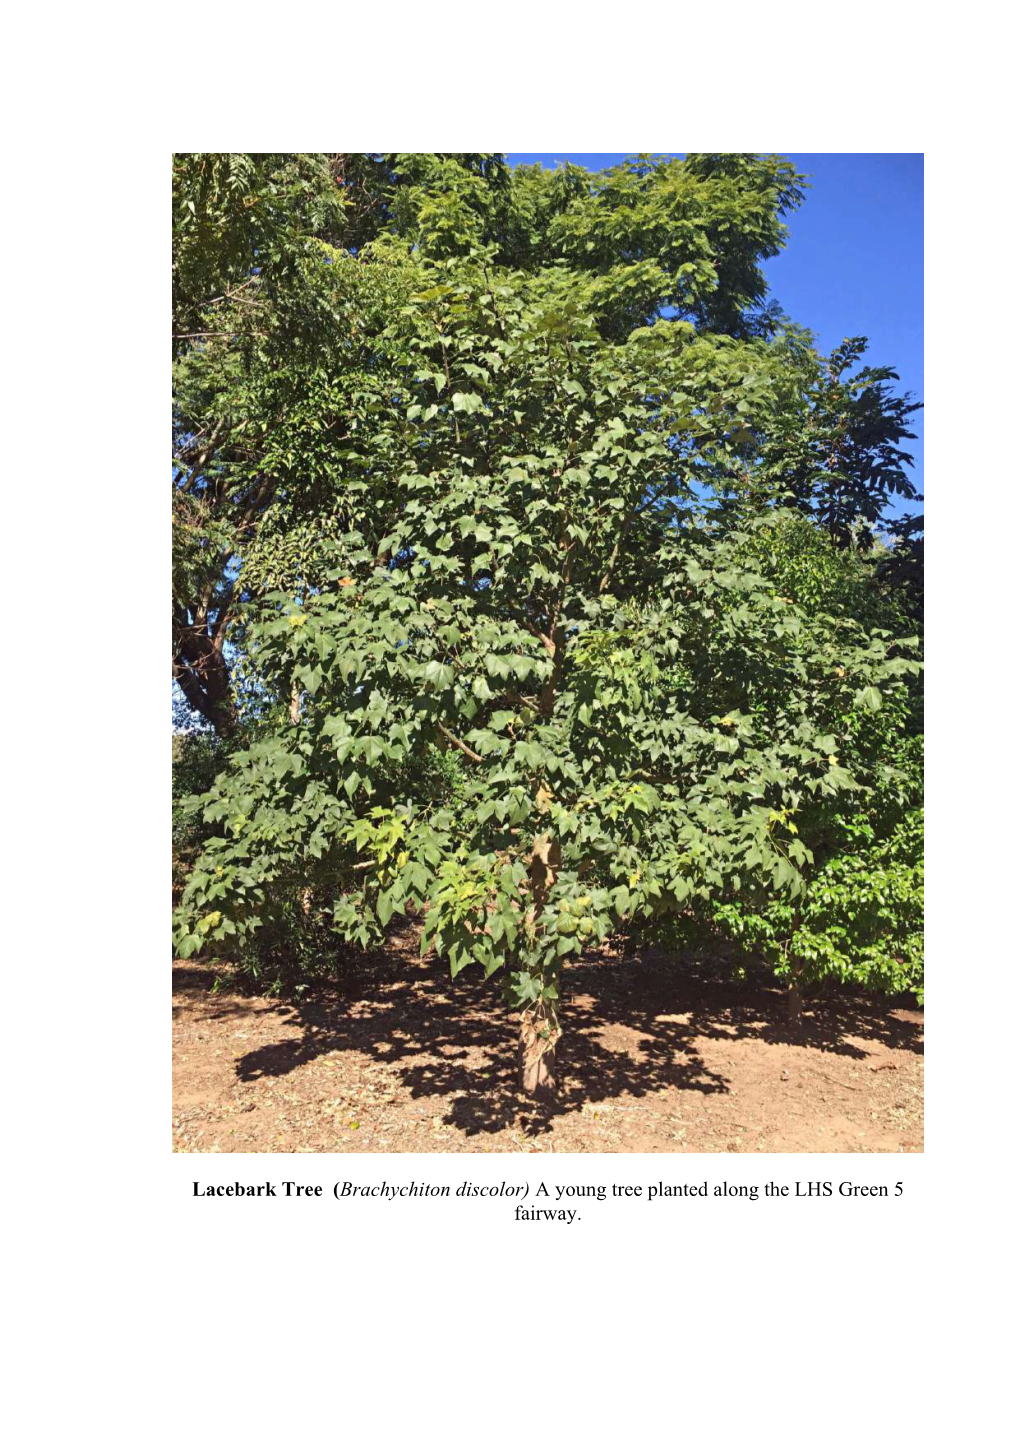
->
(173, 151), (377, 732)
(173, 201), (921, 1094)
(753, 336), (922, 550)
(688, 513), (923, 1017)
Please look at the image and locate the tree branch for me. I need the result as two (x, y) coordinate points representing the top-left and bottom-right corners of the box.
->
(437, 721), (483, 763)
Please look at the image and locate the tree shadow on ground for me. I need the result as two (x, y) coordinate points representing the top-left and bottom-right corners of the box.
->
(179, 931), (921, 1139)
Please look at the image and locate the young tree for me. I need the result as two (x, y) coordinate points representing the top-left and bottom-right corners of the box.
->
(174, 231), (920, 1093)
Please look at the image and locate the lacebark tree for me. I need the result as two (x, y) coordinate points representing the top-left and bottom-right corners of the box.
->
(174, 240), (919, 1093)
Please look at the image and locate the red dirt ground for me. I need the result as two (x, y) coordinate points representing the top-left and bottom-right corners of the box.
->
(172, 931), (923, 1154)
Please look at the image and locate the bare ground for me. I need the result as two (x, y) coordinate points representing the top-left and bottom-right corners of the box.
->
(172, 930), (923, 1154)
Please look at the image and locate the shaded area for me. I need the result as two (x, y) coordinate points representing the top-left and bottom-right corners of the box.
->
(172, 929), (922, 1146)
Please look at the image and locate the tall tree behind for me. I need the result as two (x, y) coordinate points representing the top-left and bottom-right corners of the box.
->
(172, 152), (806, 732)
(755, 335), (922, 549)
(173, 153), (348, 731)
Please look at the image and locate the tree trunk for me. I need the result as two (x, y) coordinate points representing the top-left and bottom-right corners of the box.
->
(787, 957), (804, 1025)
(519, 1001), (560, 1098)
(173, 624), (238, 737)
(787, 980), (802, 1025)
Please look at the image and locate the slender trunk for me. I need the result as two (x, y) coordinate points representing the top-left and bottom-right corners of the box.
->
(517, 829), (563, 1096)
(787, 958), (804, 1025)
(517, 526), (572, 1096)
(787, 981), (802, 1025)
(519, 999), (560, 1097)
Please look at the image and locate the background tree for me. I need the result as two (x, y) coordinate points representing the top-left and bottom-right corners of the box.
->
(173, 151), (379, 731)
(753, 335), (922, 549)
(682, 513), (923, 1017)
(172, 152), (808, 731)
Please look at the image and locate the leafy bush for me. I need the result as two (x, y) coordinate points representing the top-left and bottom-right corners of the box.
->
(172, 731), (233, 897)
(175, 739), (468, 991)
(710, 748), (923, 1004)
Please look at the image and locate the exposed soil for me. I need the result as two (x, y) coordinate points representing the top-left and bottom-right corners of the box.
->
(172, 929), (923, 1154)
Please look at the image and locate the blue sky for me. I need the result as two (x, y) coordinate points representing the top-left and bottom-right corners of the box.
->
(507, 153), (924, 503)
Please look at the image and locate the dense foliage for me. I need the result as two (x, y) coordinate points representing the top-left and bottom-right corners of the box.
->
(172, 152), (923, 1093)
